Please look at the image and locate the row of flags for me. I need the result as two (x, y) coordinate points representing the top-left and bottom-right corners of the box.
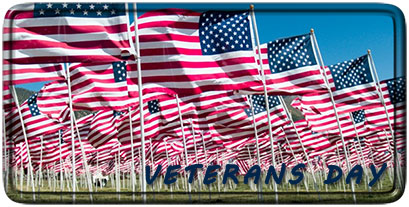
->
(3, 3), (406, 178)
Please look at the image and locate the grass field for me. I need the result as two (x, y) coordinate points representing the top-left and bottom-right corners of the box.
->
(4, 171), (404, 204)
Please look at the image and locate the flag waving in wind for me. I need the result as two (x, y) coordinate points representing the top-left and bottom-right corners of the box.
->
(294, 54), (382, 116)
(241, 33), (328, 95)
(4, 3), (132, 64)
(132, 8), (261, 95)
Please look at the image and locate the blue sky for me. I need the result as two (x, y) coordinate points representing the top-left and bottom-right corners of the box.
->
(17, 3), (396, 91)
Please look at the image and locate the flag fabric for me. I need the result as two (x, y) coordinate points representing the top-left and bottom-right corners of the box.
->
(295, 55), (382, 116)
(292, 96), (374, 138)
(3, 62), (65, 85)
(69, 62), (136, 111)
(4, 3), (132, 64)
(241, 33), (328, 95)
(208, 94), (289, 142)
(3, 84), (15, 111)
(5, 93), (67, 143)
(87, 110), (121, 148)
(36, 81), (71, 123)
(116, 94), (196, 144)
(365, 77), (406, 133)
(131, 8), (261, 95)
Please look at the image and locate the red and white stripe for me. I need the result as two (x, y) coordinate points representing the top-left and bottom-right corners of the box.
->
(131, 8), (261, 95)
(4, 3), (131, 64)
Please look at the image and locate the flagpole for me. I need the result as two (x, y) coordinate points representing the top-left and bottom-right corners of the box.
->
(310, 29), (356, 203)
(71, 114), (93, 202)
(190, 119), (202, 196)
(367, 50), (403, 188)
(63, 64), (78, 203)
(249, 4), (277, 203)
(58, 130), (64, 199)
(127, 107), (136, 201)
(132, 3), (147, 201)
(10, 85), (36, 201)
(349, 112), (371, 191)
(248, 95), (263, 201)
(164, 141), (173, 199)
(2, 109), (9, 193)
(38, 135), (43, 192)
(175, 94), (192, 201)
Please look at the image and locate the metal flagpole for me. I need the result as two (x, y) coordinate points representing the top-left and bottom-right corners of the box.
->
(349, 112), (371, 191)
(10, 85), (36, 201)
(71, 91), (94, 202)
(248, 95), (263, 201)
(164, 141), (173, 199)
(132, 3), (147, 201)
(3, 110), (9, 193)
(58, 130), (64, 195)
(189, 119), (202, 196)
(310, 29), (356, 203)
(249, 4), (277, 203)
(64, 64), (77, 203)
(175, 94), (192, 201)
(367, 50), (404, 188)
(38, 135), (43, 191)
(128, 107), (136, 201)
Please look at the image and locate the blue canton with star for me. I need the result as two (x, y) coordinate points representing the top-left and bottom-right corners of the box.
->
(386, 77), (405, 104)
(244, 95), (281, 116)
(27, 93), (40, 117)
(351, 110), (365, 123)
(267, 34), (316, 74)
(199, 10), (252, 55)
(112, 61), (127, 82)
(113, 110), (124, 117)
(148, 100), (160, 115)
(59, 129), (65, 144)
(329, 55), (374, 90)
(33, 3), (125, 18)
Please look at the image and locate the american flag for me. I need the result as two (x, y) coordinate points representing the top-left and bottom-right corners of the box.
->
(69, 62), (136, 111)
(3, 62), (65, 85)
(5, 93), (67, 144)
(36, 81), (70, 123)
(87, 110), (122, 148)
(131, 8), (261, 95)
(209, 94), (289, 142)
(116, 95), (195, 144)
(282, 120), (333, 157)
(241, 33), (328, 95)
(365, 77), (406, 133)
(4, 3), (132, 64)
(295, 55), (382, 116)
(3, 84), (15, 111)
(27, 132), (71, 166)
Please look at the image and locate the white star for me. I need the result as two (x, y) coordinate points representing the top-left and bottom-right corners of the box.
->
(55, 8), (60, 14)
(69, 9), (75, 15)
(62, 3), (68, 8)
(111, 9), (116, 15)
(46, 3), (53, 8)
(83, 10), (88, 15)
(39, 9), (45, 15)
(89, 4), (95, 10)
(103, 4), (109, 10)
(96, 10), (102, 16)
(76, 3), (82, 9)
